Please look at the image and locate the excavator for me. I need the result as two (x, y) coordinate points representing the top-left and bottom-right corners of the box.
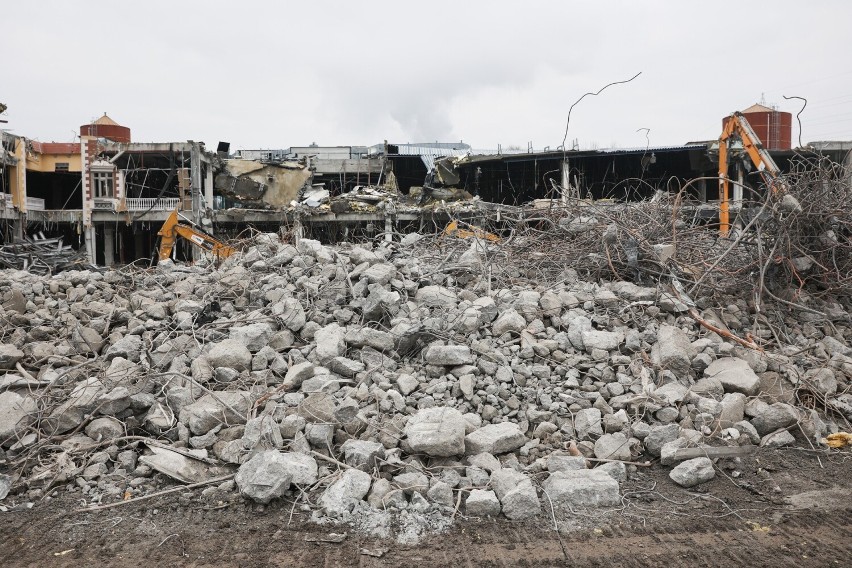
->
(157, 209), (236, 262)
(718, 111), (783, 236)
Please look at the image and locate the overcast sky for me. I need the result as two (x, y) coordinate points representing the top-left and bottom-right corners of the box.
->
(3, 1), (851, 152)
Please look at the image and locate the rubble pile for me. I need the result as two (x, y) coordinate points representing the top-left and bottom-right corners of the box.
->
(0, 225), (850, 538)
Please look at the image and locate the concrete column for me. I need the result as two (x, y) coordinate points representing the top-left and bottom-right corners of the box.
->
(205, 167), (214, 210)
(384, 216), (393, 242)
(134, 226), (145, 262)
(190, 144), (203, 262)
(103, 225), (115, 267)
(85, 226), (97, 265)
(561, 159), (570, 202)
(734, 165), (744, 208)
(12, 214), (24, 241)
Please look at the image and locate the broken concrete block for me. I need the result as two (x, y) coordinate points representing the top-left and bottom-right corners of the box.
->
(422, 345), (474, 366)
(0, 391), (38, 444)
(404, 407), (466, 457)
(669, 457), (715, 488)
(490, 468), (540, 520)
(319, 469), (372, 515)
(464, 422), (526, 455)
(207, 339), (252, 371)
(235, 450), (293, 504)
(465, 489), (501, 517)
(542, 469), (621, 509)
(705, 357), (760, 396)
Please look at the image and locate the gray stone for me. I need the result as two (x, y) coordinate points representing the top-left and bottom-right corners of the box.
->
(659, 438), (690, 466)
(84, 417), (124, 441)
(341, 439), (386, 471)
(363, 263), (396, 284)
(314, 323), (346, 363)
(596, 461), (628, 483)
(750, 402), (799, 436)
(490, 468), (541, 520)
(655, 383), (689, 405)
(297, 393), (337, 423)
(581, 330), (624, 352)
(422, 345), (474, 366)
(71, 326), (104, 355)
(207, 339), (252, 371)
(404, 407), (467, 457)
(427, 480), (455, 507)
(0, 344), (24, 370)
(0, 391), (37, 444)
(415, 286), (458, 308)
(547, 454), (587, 472)
(235, 450), (293, 504)
(574, 408), (603, 440)
(593, 432), (632, 461)
(803, 368), (837, 397)
(344, 327), (395, 352)
(242, 416), (284, 452)
(305, 423), (334, 448)
(651, 325), (696, 376)
(394, 471), (429, 495)
(47, 378), (105, 434)
(96, 386), (132, 416)
(734, 420), (761, 444)
(318, 469), (372, 515)
(272, 298), (307, 332)
(276, 452), (318, 485)
(229, 323), (275, 352)
(465, 422), (526, 455)
(543, 469), (621, 508)
(761, 429), (796, 448)
(644, 424), (680, 457)
(492, 309), (526, 336)
(465, 489), (501, 517)
(282, 361), (316, 390)
(104, 334), (143, 362)
(396, 374), (420, 396)
(717, 393), (746, 428)
(180, 391), (252, 435)
(705, 357), (760, 396)
(669, 457), (715, 488)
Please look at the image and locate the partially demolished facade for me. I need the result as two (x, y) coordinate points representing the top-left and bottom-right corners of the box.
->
(2, 111), (850, 267)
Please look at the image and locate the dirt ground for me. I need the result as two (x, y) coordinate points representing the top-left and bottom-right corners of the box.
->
(1, 447), (850, 567)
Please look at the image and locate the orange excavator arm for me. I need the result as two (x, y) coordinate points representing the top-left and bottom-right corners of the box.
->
(157, 209), (236, 262)
(718, 112), (783, 236)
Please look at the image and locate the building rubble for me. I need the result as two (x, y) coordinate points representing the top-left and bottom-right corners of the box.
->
(1, 186), (851, 540)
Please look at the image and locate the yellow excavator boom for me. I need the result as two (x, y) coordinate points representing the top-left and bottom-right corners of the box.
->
(718, 112), (783, 236)
(157, 209), (235, 262)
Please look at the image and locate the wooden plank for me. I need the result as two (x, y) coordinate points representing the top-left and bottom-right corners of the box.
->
(672, 446), (757, 460)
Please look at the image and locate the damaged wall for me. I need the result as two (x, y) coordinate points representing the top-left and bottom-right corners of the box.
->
(215, 159), (312, 208)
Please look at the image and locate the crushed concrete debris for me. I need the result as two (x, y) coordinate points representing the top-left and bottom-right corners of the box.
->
(0, 208), (850, 543)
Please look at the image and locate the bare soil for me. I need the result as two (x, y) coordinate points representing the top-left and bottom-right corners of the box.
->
(2, 448), (850, 567)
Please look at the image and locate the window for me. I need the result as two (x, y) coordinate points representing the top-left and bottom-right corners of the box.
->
(92, 171), (114, 198)
(55, 162), (69, 172)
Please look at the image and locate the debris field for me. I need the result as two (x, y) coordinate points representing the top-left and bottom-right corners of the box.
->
(1, 173), (851, 548)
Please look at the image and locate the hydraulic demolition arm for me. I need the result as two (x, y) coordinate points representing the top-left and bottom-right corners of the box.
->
(718, 112), (783, 236)
(157, 209), (235, 262)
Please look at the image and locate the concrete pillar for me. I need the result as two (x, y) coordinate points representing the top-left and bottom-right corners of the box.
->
(561, 159), (570, 202)
(85, 226), (97, 265)
(205, 167), (214, 210)
(134, 226), (145, 262)
(734, 165), (744, 208)
(384, 216), (393, 242)
(190, 144), (203, 262)
(12, 215), (24, 241)
(103, 225), (115, 267)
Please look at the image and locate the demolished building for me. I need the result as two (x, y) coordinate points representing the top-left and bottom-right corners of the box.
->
(2, 106), (851, 268)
